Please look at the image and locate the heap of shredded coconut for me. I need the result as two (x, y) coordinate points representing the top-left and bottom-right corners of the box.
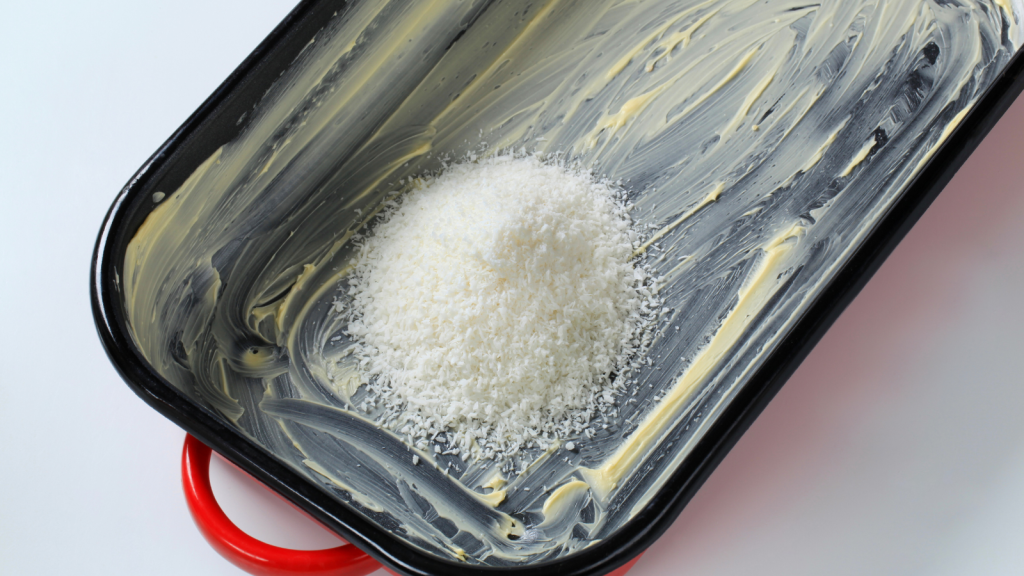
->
(344, 154), (658, 460)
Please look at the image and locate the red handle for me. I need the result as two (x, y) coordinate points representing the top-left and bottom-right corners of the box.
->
(181, 434), (380, 576)
(182, 434), (642, 576)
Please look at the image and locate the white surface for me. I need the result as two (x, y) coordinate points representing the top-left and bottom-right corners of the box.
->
(1, 2), (1022, 574)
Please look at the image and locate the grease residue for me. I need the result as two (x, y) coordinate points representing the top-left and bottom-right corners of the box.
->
(121, 0), (1021, 566)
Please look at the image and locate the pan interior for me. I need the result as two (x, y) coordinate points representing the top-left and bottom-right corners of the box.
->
(120, 0), (1021, 566)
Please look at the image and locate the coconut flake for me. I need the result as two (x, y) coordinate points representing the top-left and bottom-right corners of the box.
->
(342, 154), (661, 460)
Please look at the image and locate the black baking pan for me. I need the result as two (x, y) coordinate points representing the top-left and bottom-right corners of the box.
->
(92, 1), (1024, 575)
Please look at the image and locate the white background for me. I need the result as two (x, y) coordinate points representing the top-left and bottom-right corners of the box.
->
(2, 2), (1022, 574)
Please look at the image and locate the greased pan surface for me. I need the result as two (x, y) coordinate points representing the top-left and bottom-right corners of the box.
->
(93, 1), (1024, 574)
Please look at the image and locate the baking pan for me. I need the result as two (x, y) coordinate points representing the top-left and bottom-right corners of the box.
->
(92, 1), (1024, 574)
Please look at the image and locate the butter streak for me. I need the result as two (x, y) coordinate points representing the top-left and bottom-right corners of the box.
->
(121, 0), (1021, 565)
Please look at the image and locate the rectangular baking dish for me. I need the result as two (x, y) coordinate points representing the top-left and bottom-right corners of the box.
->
(92, 1), (1024, 574)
